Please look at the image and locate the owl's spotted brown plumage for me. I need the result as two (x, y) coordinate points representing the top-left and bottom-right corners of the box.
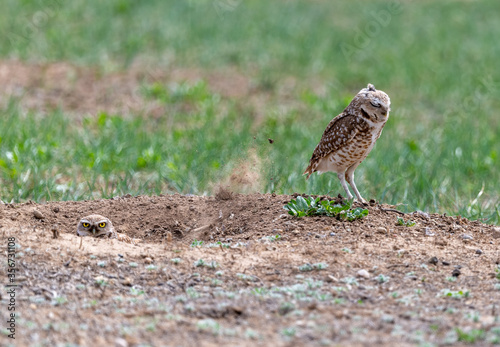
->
(304, 84), (391, 203)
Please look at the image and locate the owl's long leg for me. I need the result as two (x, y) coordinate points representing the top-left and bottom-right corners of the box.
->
(337, 172), (354, 200)
(345, 164), (366, 203)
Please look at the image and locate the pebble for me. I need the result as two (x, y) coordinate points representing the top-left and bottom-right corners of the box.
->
(381, 315), (395, 324)
(121, 277), (133, 286)
(376, 227), (386, 233)
(330, 232), (336, 237)
(424, 227), (435, 236)
(357, 269), (370, 279)
(442, 261), (450, 266)
(428, 256), (439, 265)
(461, 234), (473, 240)
(115, 338), (129, 347)
(94, 275), (106, 282)
(475, 249), (483, 255)
(144, 257), (153, 264)
(492, 227), (500, 239)
(33, 209), (44, 219)
(452, 268), (461, 277)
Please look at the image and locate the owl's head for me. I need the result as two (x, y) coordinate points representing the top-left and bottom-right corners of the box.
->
(352, 84), (391, 123)
(77, 214), (114, 238)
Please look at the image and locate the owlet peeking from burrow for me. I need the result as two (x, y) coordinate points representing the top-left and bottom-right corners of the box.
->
(77, 214), (140, 245)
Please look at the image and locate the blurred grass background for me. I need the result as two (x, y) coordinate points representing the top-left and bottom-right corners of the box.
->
(0, 0), (498, 223)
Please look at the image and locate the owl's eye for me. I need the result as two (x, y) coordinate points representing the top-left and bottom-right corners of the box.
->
(370, 101), (381, 108)
(99, 222), (106, 228)
(82, 222), (90, 228)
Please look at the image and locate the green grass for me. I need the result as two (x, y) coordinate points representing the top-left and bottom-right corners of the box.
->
(0, 0), (499, 223)
(0, 82), (252, 201)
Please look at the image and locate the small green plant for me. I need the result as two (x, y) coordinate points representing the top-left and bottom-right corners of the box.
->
(197, 319), (220, 335)
(278, 302), (295, 315)
(397, 216), (416, 227)
(193, 259), (218, 269)
(298, 263), (313, 272)
(206, 261), (219, 269)
(51, 296), (68, 306)
(211, 278), (223, 286)
(97, 261), (107, 267)
(298, 262), (328, 272)
(129, 262), (139, 268)
(341, 247), (353, 253)
(191, 239), (203, 247)
(456, 328), (486, 343)
(130, 287), (145, 296)
(170, 258), (182, 264)
(237, 273), (258, 282)
(194, 259), (206, 267)
(95, 279), (108, 287)
(284, 196), (368, 221)
(207, 241), (230, 248)
(281, 327), (296, 337)
(313, 262), (328, 270)
(186, 287), (200, 299)
(260, 234), (281, 242)
(244, 328), (259, 340)
(251, 287), (269, 296)
(440, 289), (470, 299)
(341, 277), (358, 286)
(376, 274), (390, 283)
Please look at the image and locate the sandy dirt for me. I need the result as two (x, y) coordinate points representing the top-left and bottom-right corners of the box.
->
(1, 193), (500, 346)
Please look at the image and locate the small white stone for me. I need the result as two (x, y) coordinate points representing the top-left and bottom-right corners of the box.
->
(357, 269), (370, 279)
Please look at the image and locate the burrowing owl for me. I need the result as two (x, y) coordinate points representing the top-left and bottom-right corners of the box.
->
(77, 214), (139, 244)
(304, 84), (391, 203)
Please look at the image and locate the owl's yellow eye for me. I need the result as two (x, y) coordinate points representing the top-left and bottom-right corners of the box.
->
(99, 222), (106, 228)
(82, 222), (90, 228)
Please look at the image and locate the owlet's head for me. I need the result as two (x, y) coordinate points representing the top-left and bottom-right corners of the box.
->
(77, 214), (114, 238)
(350, 84), (391, 123)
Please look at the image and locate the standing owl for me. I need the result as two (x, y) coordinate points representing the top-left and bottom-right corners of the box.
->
(77, 214), (139, 244)
(304, 84), (391, 203)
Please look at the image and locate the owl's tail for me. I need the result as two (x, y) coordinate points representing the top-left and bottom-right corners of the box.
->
(303, 162), (315, 180)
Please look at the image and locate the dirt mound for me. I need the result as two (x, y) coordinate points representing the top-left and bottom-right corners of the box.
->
(2, 194), (500, 346)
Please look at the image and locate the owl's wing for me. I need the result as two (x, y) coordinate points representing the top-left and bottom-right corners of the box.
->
(304, 114), (358, 178)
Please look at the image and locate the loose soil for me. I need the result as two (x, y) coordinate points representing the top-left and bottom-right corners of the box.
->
(1, 193), (499, 346)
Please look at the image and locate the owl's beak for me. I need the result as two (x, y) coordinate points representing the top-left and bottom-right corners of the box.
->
(90, 226), (97, 235)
